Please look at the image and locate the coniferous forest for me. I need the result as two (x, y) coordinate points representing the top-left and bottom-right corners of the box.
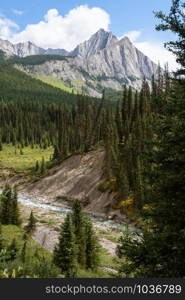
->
(0, 0), (185, 278)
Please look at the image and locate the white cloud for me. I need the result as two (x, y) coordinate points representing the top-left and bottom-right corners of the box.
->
(134, 41), (179, 71)
(12, 6), (110, 50)
(12, 9), (24, 16)
(121, 30), (141, 42)
(0, 15), (19, 39)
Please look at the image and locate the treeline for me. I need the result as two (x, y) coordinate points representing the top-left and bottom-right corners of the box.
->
(0, 95), (106, 159)
(103, 70), (166, 212)
(7, 54), (71, 66)
(116, 74), (185, 277)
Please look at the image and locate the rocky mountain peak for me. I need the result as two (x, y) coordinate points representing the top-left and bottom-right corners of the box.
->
(70, 28), (118, 57)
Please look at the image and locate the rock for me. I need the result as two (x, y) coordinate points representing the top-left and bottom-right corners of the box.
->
(0, 38), (69, 57)
(70, 28), (118, 57)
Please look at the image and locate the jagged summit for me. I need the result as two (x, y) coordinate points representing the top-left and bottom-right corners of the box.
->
(70, 28), (118, 57)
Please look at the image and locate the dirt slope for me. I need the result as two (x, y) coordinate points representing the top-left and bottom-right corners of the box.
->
(26, 149), (118, 216)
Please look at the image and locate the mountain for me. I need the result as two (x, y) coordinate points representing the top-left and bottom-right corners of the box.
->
(70, 29), (118, 57)
(0, 29), (158, 96)
(0, 38), (68, 57)
(0, 29), (117, 58)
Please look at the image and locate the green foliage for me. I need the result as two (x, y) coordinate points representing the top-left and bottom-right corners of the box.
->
(0, 225), (59, 278)
(85, 220), (100, 270)
(25, 211), (37, 235)
(8, 238), (18, 261)
(53, 214), (78, 277)
(155, 0), (185, 75)
(8, 54), (69, 66)
(40, 156), (46, 175)
(54, 200), (101, 277)
(0, 62), (87, 104)
(0, 185), (21, 226)
(116, 0), (185, 276)
(71, 200), (86, 267)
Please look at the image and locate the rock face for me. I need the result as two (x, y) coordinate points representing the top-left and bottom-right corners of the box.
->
(0, 38), (68, 57)
(0, 29), (158, 95)
(70, 29), (118, 57)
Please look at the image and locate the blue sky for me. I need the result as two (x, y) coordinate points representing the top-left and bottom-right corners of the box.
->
(0, 0), (178, 69)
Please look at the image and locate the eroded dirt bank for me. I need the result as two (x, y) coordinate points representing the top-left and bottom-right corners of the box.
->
(24, 149), (122, 219)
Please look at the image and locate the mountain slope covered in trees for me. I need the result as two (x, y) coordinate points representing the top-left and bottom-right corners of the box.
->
(0, 62), (92, 104)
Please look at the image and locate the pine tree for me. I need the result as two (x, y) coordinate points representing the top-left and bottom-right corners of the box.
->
(0, 185), (12, 224)
(25, 211), (37, 234)
(21, 240), (27, 263)
(0, 224), (3, 251)
(20, 148), (23, 155)
(52, 144), (60, 160)
(53, 214), (77, 277)
(71, 200), (86, 267)
(0, 136), (2, 151)
(85, 220), (100, 270)
(11, 186), (21, 226)
(40, 157), (46, 175)
(8, 238), (18, 261)
(155, 0), (185, 75)
(35, 160), (39, 172)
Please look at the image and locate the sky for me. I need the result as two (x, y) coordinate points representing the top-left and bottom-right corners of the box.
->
(0, 0), (179, 70)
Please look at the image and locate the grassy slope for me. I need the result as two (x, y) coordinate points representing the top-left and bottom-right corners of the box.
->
(37, 76), (74, 93)
(1, 225), (50, 258)
(0, 62), (84, 104)
(1, 225), (118, 278)
(0, 145), (53, 172)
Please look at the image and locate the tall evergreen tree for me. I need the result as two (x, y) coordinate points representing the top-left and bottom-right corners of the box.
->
(8, 238), (18, 261)
(40, 157), (46, 175)
(155, 0), (185, 75)
(53, 214), (77, 277)
(85, 220), (100, 270)
(71, 200), (86, 267)
(0, 224), (3, 252)
(11, 186), (21, 226)
(25, 211), (37, 234)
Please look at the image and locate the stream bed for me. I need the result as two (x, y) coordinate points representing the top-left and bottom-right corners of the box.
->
(17, 192), (139, 233)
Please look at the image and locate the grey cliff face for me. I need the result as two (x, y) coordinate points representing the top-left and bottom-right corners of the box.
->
(0, 38), (16, 56)
(70, 28), (118, 57)
(0, 38), (69, 57)
(80, 36), (157, 80)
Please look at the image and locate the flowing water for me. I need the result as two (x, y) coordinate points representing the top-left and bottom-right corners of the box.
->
(0, 188), (140, 233)
(17, 192), (139, 233)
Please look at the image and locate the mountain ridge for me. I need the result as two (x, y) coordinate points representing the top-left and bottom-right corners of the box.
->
(0, 29), (158, 96)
